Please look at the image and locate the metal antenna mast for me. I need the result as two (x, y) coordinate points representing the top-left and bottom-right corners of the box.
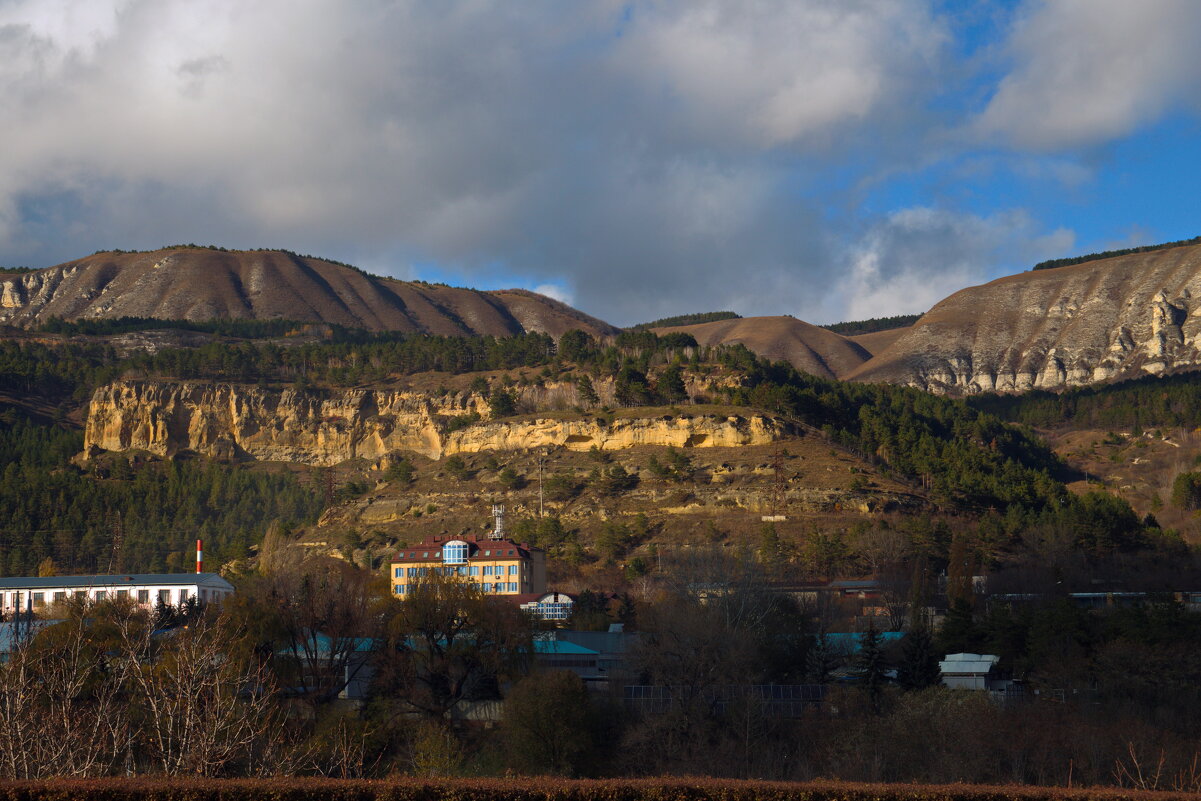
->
(490, 505), (505, 540)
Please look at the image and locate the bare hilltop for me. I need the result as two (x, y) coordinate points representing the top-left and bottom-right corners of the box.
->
(0, 247), (618, 339)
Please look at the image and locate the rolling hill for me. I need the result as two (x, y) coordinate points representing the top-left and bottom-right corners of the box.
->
(0, 248), (618, 339)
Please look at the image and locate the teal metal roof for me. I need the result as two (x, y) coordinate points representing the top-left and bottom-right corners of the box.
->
(826, 632), (905, 654)
(533, 638), (598, 655)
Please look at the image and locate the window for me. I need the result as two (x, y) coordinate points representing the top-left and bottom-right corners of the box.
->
(507, 582), (517, 592)
(422, 552), (429, 558)
(32, 592), (44, 607)
(53, 592), (65, 604)
(483, 565), (493, 576)
(508, 565), (519, 575)
(94, 591), (106, 601)
(394, 567), (402, 578)
(138, 589), (149, 603)
(443, 541), (468, 564)
(537, 601), (572, 621)
(483, 550), (491, 556)
(159, 589), (170, 604)
(117, 589), (129, 598)
(508, 550), (515, 556)
(395, 584), (406, 595)
(75, 591), (86, 601)
(435, 551), (441, 559)
(469, 566), (480, 576)
(179, 589), (190, 603)
(407, 567), (418, 577)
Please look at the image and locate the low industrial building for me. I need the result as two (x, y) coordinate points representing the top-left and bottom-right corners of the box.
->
(0, 573), (235, 615)
(939, 652), (1002, 690)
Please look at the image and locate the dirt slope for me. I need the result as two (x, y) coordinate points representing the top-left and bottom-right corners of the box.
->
(0, 249), (618, 338)
(653, 315), (871, 379)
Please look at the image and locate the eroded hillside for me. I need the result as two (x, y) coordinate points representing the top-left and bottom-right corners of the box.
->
(0, 248), (617, 338)
(849, 242), (1201, 392)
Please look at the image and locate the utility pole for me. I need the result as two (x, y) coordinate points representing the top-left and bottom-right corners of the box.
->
(770, 446), (785, 517)
(107, 512), (124, 575)
(537, 449), (547, 518)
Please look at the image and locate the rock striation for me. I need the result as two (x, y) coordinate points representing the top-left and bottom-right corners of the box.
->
(84, 380), (784, 465)
(847, 243), (1201, 393)
(0, 249), (617, 338)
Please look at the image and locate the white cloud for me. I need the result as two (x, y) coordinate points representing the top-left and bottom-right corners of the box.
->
(0, 0), (958, 325)
(533, 283), (574, 306)
(611, 0), (947, 147)
(3, 0), (1145, 328)
(976, 0), (1201, 149)
(840, 207), (1074, 321)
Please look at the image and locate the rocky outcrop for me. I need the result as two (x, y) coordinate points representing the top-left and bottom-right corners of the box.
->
(848, 243), (1201, 393)
(84, 380), (785, 465)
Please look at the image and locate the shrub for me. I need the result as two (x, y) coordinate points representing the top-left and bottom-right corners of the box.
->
(498, 467), (527, 490)
(543, 473), (581, 502)
(1171, 471), (1201, 510)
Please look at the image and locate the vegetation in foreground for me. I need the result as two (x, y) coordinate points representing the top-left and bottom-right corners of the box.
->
(4, 548), (1201, 788)
(3, 778), (1201, 801)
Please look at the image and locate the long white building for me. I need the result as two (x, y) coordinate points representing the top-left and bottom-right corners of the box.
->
(0, 573), (235, 614)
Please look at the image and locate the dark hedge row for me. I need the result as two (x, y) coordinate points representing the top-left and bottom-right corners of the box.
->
(0, 779), (1195, 801)
(1030, 235), (1201, 271)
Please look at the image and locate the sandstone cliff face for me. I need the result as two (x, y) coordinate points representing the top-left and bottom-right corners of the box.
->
(84, 381), (783, 465)
(848, 243), (1201, 393)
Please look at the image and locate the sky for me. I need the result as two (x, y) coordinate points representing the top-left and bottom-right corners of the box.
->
(1, 0), (1199, 327)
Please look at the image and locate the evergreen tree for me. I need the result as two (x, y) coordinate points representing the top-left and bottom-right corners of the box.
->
(854, 620), (888, 709)
(805, 631), (837, 684)
(897, 628), (942, 690)
(152, 597), (177, 629)
(938, 598), (980, 655)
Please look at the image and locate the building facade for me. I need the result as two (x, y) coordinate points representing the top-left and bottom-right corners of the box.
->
(0, 573), (235, 614)
(390, 534), (546, 598)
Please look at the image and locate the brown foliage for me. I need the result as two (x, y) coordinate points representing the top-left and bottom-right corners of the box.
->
(1, 777), (1200, 801)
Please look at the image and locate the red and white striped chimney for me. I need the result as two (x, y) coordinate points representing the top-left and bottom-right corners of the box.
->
(196, 539), (203, 574)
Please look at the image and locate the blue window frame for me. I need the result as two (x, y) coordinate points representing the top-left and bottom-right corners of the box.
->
(469, 566), (480, 576)
(507, 582), (518, 592)
(508, 565), (518, 575)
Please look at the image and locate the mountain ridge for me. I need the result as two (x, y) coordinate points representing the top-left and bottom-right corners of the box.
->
(0, 248), (618, 339)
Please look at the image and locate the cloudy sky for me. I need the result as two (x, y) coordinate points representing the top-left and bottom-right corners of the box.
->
(1, 0), (1200, 326)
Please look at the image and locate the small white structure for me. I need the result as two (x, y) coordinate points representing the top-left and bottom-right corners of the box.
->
(0, 573), (235, 614)
(939, 652), (1000, 690)
(518, 591), (575, 621)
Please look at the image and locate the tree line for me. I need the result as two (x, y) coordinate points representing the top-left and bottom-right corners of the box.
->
(968, 369), (1201, 432)
(0, 409), (321, 577)
(1031, 234), (1201, 271)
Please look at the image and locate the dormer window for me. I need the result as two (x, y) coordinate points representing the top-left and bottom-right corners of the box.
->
(443, 541), (468, 565)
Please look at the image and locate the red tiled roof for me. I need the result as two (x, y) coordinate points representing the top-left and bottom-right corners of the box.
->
(392, 534), (540, 562)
